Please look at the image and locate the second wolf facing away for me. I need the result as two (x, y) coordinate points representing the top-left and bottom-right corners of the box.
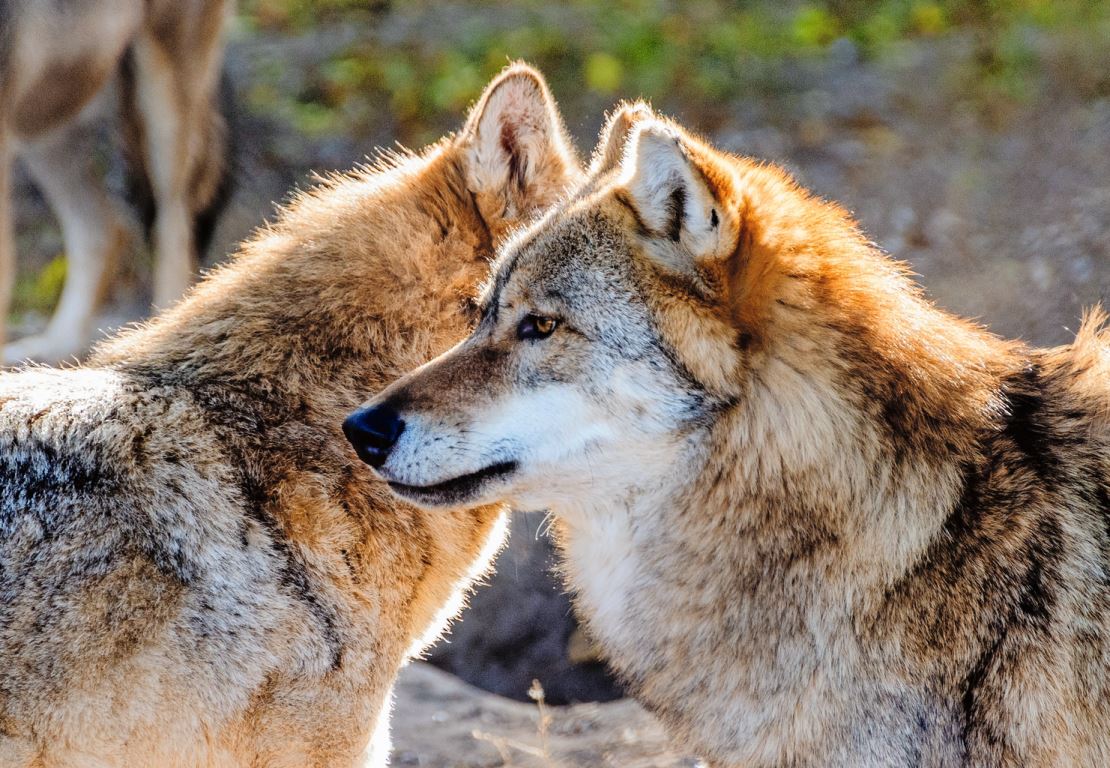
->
(347, 105), (1110, 766)
(0, 66), (579, 766)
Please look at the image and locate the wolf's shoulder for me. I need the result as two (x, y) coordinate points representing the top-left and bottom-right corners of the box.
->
(1, 368), (135, 506)
(0, 366), (297, 720)
(0, 366), (242, 576)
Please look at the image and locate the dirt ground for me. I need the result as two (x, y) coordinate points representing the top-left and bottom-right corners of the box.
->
(391, 662), (696, 767)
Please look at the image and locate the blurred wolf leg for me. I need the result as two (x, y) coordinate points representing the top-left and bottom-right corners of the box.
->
(132, 35), (192, 309)
(131, 2), (228, 309)
(3, 123), (129, 365)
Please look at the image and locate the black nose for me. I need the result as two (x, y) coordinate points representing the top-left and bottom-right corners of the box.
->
(343, 405), (405, 468)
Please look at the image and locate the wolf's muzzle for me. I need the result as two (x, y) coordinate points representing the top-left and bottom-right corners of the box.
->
(343, 404), (404, 468)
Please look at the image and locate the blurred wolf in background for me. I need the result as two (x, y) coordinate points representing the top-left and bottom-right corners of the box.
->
(0, 0), (234, 365)
(0, 65), (581, 766)
(348, 104), (1110, 767)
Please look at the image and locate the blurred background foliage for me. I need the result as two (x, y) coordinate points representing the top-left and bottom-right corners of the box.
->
(238, 0), (1110, 146)
(12, 0), (1110, 356)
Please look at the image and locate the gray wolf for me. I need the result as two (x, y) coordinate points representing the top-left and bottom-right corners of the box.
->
(346, 105), (1110, 767)
(0, 64), (580, 766)
(0, 0), (234, 365)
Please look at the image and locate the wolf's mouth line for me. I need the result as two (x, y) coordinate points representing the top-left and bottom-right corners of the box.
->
(387, 460), (518, 498)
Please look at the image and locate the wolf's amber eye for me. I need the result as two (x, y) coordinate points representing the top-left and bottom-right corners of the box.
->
(518, 314), (558, 340)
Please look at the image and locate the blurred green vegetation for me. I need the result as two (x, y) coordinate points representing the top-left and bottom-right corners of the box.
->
(10, 1), (1109, 326)
(239, 0), (1110, 145)
(14, 254), (66, 317)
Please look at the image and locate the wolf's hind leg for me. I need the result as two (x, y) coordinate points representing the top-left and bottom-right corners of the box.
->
(3, 123), (128, 365)
(131, 3), (230, 309)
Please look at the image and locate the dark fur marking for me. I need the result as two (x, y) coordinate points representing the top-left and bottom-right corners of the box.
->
(825, 314), (970, 474)
(613, 189), (654, 240)
(465, 188), (495, 257)
(958, 512), (1061, 758)
(500, 123), (529, 193)
(1000, 364), (1061, 482)
(237, 470), (344, 671)
(937, 434), (1063, 757)
(0, 434), (113, 508)
(150, 532), (197, 586)
(960, 625), (1007, 754)
(415, 197), (451, 242)
(642, 331), (713, 424)
(432, 156), (495, 257)
(483, 246), (527, 327)
(665, 186), (685, 243)
(0, 426), (196, 586)
(950, 469), (1013, 754)
(940, 461), (982, 544)
(459, 294), (482, 325)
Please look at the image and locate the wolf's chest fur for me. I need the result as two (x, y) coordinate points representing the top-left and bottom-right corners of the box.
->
(557, 359), (1110, 768)
(559, 502), (645, 655)
(558, 492), (896, 766)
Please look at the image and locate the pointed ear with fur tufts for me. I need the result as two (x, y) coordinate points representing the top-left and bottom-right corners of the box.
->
(617, 119), (742, 277)
(589, 101), (655, 177)
(458, 63), (580, 238)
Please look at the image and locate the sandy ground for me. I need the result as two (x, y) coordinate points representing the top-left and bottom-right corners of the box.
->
(391, 663), (696, 767)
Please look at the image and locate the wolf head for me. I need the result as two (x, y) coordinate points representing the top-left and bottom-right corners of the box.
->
(345, 105), (998, 517)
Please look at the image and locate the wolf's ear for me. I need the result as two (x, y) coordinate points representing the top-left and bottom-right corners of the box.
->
(459, 63), (579, 231)
(589, 101), (654, 177)
(618, 120), (741, 274)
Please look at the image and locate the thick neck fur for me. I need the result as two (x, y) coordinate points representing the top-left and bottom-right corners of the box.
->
(95, 145), (489, 397)
(91, 145), (504, 657)
(555, 159), (1110, 765)
(558, 304), (1017, 764)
